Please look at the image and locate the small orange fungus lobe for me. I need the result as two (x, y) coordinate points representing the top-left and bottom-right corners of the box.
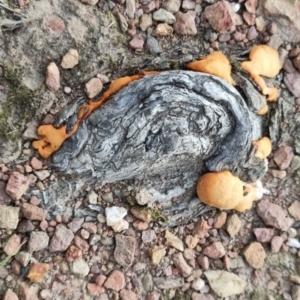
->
(253, 137), (272, 160)
(256, 104), (268, 115)
(33, 71), (158, 158)
(241, 45), (282, 101)
(196, 171), (259, 211)
(187, 52), (236, 85)
(32, 124), (78, 159)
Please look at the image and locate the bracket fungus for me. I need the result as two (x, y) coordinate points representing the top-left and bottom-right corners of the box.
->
(196, 171), (267, 211)
(241, 45), (282, 101)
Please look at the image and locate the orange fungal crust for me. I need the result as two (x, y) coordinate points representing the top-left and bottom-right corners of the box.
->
(187, 52), (236, 85)
(256, 104), (268, 115)
(33, 71), (158, 159)
(241, 45), (282, 101)
(253, 137), (272, 160)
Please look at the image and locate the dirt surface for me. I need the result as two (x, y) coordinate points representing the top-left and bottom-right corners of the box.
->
(0, 0), (300, 299)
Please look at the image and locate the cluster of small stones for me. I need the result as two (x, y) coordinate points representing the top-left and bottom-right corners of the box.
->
(0, 143), (300, 299)
(95, 0), (300, 102)
(40, 0), (300, 106)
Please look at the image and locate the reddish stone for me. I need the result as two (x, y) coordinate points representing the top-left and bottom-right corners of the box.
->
(28, 231), (49, 252)
(11, 259), (21, 275)
(45, 62), (60, 91)
(202, 242), (225, 259)
(214, 212), (227, 229)
(6, 172), (31, 201)
(153, 23), (173, 36)
(142, 1), (157, 13)
(204, 0), (235, 33)
(82, 222), (97, 234)
(146, 292), (161, 300)
(192, 219), (210, 238)
(67, 217), (84, 233)
(49, 224), (74, 252)
(267, 22), (278, 35)
(87, 283), (104, 296)
(17, 219), (35, 233)
(4, 234), (21, 255)
(273, 146), (294, 170)
(41, 114), (55, 125)
(243, 11), (255, 26)
(284, 59), (297, 73)
(142, 229), (157, 243)
(114, 234), (136, 267)
(270, 169), (287, 179)
(284, 71), (300, 97)
(253, 228), (274, 243)
(85, 78), (103, 99)
(30, 157), (43, 170)
(21, 203), (45, 221)
(104, 270), (125, 291)
(120, 289), (137, 300)
(289, 47), (300, 58)
(40, 220), (48, 231)
(129, 35), (144, 51)
(27, 263), (49, 283)
(74, 235), (89, 252)
(3, 289), (19, 300)
(19, 284), (39, 300)
(191, 293), (214, 300)
(173, 11), (197, 36)
(95, 274), (107, 287)
(247, 26), (258, 40)
(182, 0), (195, 10)
(223, 255), (231, 270)
(24, 165), (32, 173)
(133, 220), (148, 230)
(257, 200), (293, 231)
(243, 242), (266, 269)
(288, 201), (300, 221)
(294, 58), (300, 76)
(270, 236), (284, 253)
(172, 252), (193, 277)
(245, 0), (257, 14)
(15, 251), (31, 267)
(29, 196), (40, 206)
(197, 256), (209, 270)
(44, 15), (65, 34)
(65, 245), (82, 262)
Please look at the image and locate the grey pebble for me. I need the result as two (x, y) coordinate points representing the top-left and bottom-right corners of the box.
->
(146, 35), (162, 55)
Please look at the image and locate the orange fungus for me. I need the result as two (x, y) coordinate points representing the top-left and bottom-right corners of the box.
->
(33, 71), (158, 158)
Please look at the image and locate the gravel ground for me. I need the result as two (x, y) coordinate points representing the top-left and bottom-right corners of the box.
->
(1, 0), (300, 299)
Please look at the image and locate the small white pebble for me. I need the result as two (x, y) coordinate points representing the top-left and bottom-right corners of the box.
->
(64, 86), (71, 93)
(40, 289), (52, 299)
(231, 2), (240, 12)
(192, 278), (205, 291)
(288, 227), (297, 238)
(286, 238), (300, 249)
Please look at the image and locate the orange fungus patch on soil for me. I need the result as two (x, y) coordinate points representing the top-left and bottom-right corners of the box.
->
(32, 71), (158, 158)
